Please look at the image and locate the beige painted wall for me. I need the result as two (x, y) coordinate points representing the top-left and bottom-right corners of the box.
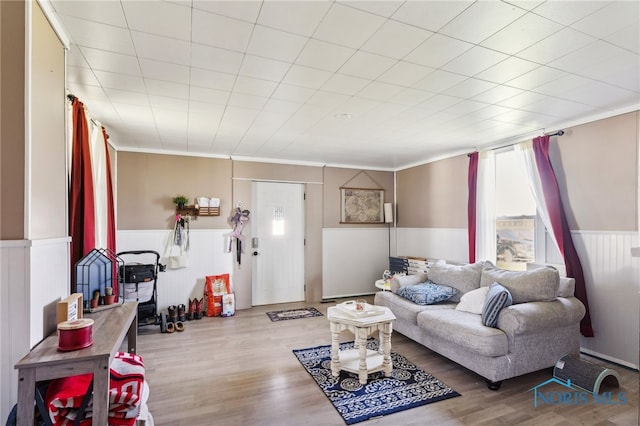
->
(550, 111), (638, 232)
(30, 1), (66, 239)
(322, 167), (395, 228)
(0, 0), (26, 240)
(396, 155), (469, 228)
(117, 152), (232, 230)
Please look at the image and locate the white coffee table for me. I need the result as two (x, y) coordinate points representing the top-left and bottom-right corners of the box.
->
(327, 304), (396, 384)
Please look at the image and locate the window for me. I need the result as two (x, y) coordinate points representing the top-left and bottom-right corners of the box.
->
(495, 149), (537, 271)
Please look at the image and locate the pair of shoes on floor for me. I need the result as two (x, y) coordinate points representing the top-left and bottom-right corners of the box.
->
(187, 298), (203, 320)
(165, 305), (185, 333)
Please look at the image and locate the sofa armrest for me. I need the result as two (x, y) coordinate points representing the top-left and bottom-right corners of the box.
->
(497, 297), (585, 335)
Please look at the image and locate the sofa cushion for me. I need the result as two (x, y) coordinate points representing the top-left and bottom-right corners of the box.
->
(481, 282), (513, 328)
(396, 281), (458, 305)
(480, 266), (559, 303)
(389, 273), (428, 293)
(558, 277), (575, 298)
(427, 261), (486, 302)
(417, 310), (509, 357)
(455, 286), (489, 314)
(374, 291), (455, 326)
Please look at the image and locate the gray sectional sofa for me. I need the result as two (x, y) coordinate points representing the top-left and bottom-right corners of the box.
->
(374, 261), (586, 390)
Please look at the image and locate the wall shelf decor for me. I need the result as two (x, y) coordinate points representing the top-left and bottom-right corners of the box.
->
(340, 187), (384, 224)
(176, 205), (220, 217)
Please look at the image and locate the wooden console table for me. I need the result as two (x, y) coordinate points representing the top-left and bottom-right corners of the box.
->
(15, 301), (138, 426)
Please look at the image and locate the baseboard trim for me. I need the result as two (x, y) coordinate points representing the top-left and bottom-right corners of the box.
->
(580, 347), (639, 371)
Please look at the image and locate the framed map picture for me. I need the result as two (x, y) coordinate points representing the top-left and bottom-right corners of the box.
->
(340, 188), (384, 224)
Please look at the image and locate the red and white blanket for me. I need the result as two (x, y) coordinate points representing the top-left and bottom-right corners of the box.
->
(45, 352), (145, 426)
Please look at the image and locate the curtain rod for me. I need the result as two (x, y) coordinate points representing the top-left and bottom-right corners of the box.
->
(468, 129), (565, 156)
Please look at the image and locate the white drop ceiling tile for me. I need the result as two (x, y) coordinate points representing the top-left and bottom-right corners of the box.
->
(193, 0), (261, 23)
(391, 1), (473, 32)
(439, 1), (526, 44)
(313, 3), (386, 49)
(523, 98), (598, 118)
(307, 91), (351, 108)
(361, 19), (433, 60)
(549, 41), (626, 75)
(441, 46), (509, 77)
(531, 1), (610, 26)
(59, 16), (134, 54)
(338, 51), (397, 80)
(475, 57), (540, 84)
(571, 1), (639, 40)
(148, 95), (189, 111)
(145, 79), (190, 99)
(154, 108), (188, 127)
(443, 99), (488, 116)
(412, 69), (467, 93)
(192, 9), (254, 52)
(516, 28), (595, 64)
(472, 85), (524, 104)
(506, 66), (568, 91)
(296, 39), (355, 72)
(66, 83), (109, 103)
(417, 94), (463, 112)
(271, 84), (316, 104)
(67, 45), (90, 68)
(377, 61), (435, 87)
(561, 81), (637, 109)
(67, 66), (100, 86)
(228, 92), (268, 110)
(258, 1), (331, 36)
(233, 76), (278, 98)
(341, 1), (404, 18)
(139, 58), (190, 85)
(390, 88), (435, 106)
(189, 87), (230, 106)
(338, 97), (379, 116)
(188, 101), (226, 116)
(262, 98), (302, 115)
(190, 68), (236, 91)
(321, 73), (371, 96)
(131, 31), (190, 65)
(111, 102), (155, 120)
(51, 0), (127, 26)
(480, 13), (563, 55)
(282, 65), (332, 89)
(239, 55), (291, 82)
(467, 104), (513, 120)
(404, 34), (474, 69)
(80, 47), (141, 75)
(189, 44), (243, 75)
(122, 1), (191, 41)
(532, 74), (592, 97)
(604, 23), (640, 54)
(246, 26), (308, 63)
(93, 70), (145, 92)
(497, 91), (548, 109)
(356, 81), (404, 102)
(444, 78), (497, 99)
(591, 61), (640, 92)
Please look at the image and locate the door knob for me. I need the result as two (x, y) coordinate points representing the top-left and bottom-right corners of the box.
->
(253, 251), (259, 256)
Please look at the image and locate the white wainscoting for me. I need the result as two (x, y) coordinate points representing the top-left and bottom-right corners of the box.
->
(116, 230), (234, 312)
(395, 227), (468, 262)
(1, 237), (70, 422)
(573, 231), (639, 369)
(322, 228), (392, 299)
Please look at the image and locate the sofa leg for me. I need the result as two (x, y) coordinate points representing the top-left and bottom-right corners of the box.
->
(486, 379), (502, 391)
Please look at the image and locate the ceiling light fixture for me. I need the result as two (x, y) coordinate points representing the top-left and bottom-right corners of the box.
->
(334, 113), (352, 120)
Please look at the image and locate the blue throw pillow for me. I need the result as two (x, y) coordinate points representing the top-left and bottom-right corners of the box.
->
(396, 281), (458, 305)
(481, 282), (513, 328)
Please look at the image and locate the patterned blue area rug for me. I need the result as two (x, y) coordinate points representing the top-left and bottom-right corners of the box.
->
(293, 340), (460, 424)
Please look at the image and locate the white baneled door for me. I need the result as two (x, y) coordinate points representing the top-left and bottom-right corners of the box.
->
(252, 182), (305, 305)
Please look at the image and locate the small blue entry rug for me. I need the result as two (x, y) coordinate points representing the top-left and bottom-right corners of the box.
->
(293, 340), (460, 424)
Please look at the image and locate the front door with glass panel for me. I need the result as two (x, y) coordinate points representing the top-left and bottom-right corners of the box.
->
(251, 182), (305, 305)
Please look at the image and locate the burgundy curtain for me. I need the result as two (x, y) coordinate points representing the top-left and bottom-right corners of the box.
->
(467, 152), (479, 263)
(532, 135), (594, 337)
(103, 127), (118, 296)
(69, 99), (96, 292)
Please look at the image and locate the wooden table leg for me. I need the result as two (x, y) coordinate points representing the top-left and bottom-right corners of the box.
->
(382, 322), (393, 377)
(92, 357), (111, 426)
(17, 368), (36, 426)
(330, 321), (340, 377)
(357, 327), (368, 384)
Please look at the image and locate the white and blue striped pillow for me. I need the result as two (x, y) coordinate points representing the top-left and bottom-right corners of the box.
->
(396, 281), (458, 305)
(481, 282), (512, 327)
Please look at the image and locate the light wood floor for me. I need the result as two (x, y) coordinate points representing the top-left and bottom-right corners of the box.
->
(136, 297), (639, 426)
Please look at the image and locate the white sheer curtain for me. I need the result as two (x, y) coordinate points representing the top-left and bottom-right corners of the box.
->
(475, 150), (496, 262)
(513, 141), (561, 255)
